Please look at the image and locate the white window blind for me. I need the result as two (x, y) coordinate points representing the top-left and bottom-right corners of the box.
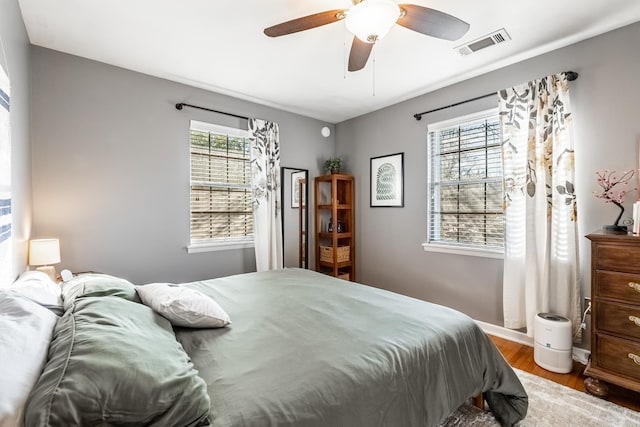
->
(427, 109), (504, 251)
(189, 121), (253, 245)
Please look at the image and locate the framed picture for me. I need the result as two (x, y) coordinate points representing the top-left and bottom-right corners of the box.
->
(370, 152), (404, 207)
(291, 170), (306, 208)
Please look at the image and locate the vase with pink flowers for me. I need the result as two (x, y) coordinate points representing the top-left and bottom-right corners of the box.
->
(594, 169), (637, 233)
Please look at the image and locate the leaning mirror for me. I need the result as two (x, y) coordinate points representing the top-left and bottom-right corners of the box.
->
(281, 167), (309, 268)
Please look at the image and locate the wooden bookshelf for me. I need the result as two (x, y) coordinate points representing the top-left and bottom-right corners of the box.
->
(314, 174), (355, 281)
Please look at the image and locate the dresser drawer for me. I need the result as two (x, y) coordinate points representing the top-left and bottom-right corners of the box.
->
(594, 242), (640, 272)
(596, 300), (640, 340)
(595, 334), (640, 381)
(595, 270), (640, 305)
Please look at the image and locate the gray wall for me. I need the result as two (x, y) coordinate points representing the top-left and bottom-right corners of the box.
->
(1, 0), (32, 282)
(336, 22), (640, 329)
(30, 47), (334, 284)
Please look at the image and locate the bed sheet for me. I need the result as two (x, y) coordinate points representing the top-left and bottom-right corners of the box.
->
(175, 268), (527, 427)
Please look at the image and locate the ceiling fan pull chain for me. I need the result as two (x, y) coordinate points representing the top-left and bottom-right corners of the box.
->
(343, 25), (347, 80)
(372, 46), (376, 97)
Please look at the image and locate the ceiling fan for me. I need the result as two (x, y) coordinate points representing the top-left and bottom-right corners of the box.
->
(264, 0), (470, 72)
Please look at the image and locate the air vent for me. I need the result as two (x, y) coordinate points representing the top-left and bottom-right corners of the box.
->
(455, 28), (511, 56)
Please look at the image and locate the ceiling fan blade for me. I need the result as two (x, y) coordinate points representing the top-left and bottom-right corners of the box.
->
(348, 37), (374, 72)
(264, 9), (347, 37)
(397, 4), (470, 41)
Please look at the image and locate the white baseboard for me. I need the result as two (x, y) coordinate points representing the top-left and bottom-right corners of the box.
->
(474, 320), (534, 346)
(474, 319), (591, 365)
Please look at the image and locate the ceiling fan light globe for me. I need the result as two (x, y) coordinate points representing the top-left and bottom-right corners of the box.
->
(345, 0), (400, 43)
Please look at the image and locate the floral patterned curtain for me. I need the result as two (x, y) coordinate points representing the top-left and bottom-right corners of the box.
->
(498, 72), (581, 338)
(248, 118), (282, 271)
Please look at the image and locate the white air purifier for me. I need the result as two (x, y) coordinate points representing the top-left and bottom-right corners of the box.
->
(534, 313), (573, 373)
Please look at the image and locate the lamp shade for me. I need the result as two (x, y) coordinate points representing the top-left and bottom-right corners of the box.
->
(29, 238), (61, 266)
(345, 0), (401, 43)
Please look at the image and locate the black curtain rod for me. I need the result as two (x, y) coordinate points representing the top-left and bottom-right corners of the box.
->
(175, 102), (249, 121)
(413, 70), (579, 121)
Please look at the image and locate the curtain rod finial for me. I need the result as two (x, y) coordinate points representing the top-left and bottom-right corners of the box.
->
(175, 103), (184, 110)
(566, 71), (578, 81)
(414, 114), (422, 121)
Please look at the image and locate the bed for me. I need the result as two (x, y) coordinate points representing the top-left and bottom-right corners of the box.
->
(2, 268), (527, 426)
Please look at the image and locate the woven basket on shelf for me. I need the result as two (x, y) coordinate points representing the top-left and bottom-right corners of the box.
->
(320, 245), (350, 263)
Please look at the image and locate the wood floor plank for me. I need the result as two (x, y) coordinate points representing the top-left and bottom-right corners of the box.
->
(489, 334), (640, 412)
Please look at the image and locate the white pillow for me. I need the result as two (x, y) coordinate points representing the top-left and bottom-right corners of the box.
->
(136, 283), (231, 328)
(0, 294), (58, 427)
(10, 271), (63, 312)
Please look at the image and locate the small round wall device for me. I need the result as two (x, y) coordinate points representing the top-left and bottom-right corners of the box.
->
(534, 312), (573, 373)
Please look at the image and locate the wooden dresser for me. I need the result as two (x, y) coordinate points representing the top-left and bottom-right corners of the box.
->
(585, 232), (640, 396)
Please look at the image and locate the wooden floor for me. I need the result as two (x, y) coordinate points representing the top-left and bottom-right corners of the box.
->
(489, 335), (640, 412)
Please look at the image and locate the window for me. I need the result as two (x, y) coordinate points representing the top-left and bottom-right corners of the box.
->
(426, 109), (504, 255)
(188, 120), (253, 252)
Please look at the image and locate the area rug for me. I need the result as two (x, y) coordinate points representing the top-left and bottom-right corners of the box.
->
(440, 368), (640, 426)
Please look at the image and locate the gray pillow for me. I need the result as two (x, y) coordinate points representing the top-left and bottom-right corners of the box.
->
(61, 273), (139, 310)
(25, 295), (210, 426)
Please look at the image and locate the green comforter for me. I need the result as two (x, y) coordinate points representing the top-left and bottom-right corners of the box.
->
(176, 268), (527, 427)
(25, 276), (211, 427)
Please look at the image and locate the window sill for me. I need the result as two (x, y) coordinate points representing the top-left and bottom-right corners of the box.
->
(187, 239), (254, 254)
(422, 243), (504, 259)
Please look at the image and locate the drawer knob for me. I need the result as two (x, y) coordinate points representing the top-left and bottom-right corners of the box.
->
(630, 282), (640, 293)
(630, 353), (640, 366)
(631, 316), (640, 327)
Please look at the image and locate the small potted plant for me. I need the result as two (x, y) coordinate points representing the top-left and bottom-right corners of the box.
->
(324, 157), (344, 174)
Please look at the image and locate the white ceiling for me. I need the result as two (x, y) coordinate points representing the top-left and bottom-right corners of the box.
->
(17, 0), (640, 123)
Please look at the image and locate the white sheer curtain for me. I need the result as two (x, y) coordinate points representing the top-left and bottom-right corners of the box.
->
(248, 118), (283, 271)
(499, 73), (581, 338)
(0, 62), (12, 287)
